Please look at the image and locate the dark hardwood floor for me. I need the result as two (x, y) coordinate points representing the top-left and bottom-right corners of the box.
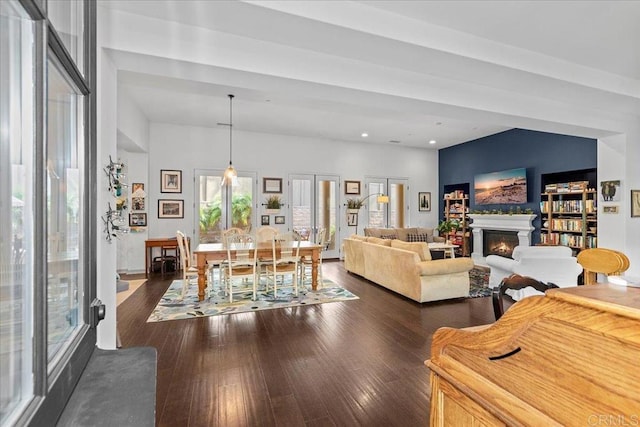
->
(118, 260), (496, 426)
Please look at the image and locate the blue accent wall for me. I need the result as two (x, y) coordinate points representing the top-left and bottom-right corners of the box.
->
(438, 128), (597, 244)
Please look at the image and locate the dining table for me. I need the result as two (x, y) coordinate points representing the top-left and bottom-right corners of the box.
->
(193, 241), (322, 301)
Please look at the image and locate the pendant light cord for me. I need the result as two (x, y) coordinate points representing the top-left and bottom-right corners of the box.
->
(228, 94), (234, 166)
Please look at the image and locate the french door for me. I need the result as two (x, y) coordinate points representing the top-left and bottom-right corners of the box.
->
(289, 174), (340, 258)
(365, 178), (409, 228)
(194, 169), (256, 244)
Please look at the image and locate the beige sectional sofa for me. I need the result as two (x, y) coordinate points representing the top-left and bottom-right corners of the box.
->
(363, 227), (445, 243)
(344, 235), (475, 303)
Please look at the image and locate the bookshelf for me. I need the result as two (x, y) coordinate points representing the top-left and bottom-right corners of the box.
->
(540, 188), (597, 250)
(444, 192), (470, 257)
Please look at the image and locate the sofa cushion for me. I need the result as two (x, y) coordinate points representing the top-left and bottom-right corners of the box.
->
(416, 227), (436, 243)
(364, 228), (382, 238)
(367, 236), (392, 246)
(407, 233), (429, 243)
(391, 240), (432, 261)
(350, 234), (368, 241)
(395, 227), (418, 241)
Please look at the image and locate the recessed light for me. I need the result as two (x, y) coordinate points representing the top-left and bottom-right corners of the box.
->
(429, 140), (436, 145)
(361, 132), (368, 138)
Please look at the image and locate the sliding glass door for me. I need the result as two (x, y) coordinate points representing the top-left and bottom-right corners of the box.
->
(365, 178), (409, 229)
(195, 169), (256, 244)
(290, 174), (339, 258)
(1, 0), (95, 423)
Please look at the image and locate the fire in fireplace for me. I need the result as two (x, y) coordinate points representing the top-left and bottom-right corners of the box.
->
(483, 230), (519, 258)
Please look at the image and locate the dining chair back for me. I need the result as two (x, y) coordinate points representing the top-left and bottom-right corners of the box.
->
(224, 233), (258, 302)
(577, 248), (630, 285)
(222, 227), (247, 245)
(493, 274), (558, 320)
(256, 226), (278, 243)
(265, 232), (301, 297)
(176, 230), (198, 298)
(299, 227), (327, 286)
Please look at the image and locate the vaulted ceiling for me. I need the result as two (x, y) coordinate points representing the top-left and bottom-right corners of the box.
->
(100, 0), (640, 150)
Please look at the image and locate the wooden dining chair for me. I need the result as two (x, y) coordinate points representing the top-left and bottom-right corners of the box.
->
(265, 232), (301, 298)
(493, 274), (558, 320)
(223, 233), (258, 302)
(222, 227), (246, 244)
(577, 248), (630, 285)
(176, 231), (198, 299)
(299, 227), (327, 287)
(256, 226), (278, 243)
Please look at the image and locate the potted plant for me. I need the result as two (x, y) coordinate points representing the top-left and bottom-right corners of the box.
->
(346, 197), (364, 214)
(264, 195), (283, 213)
(437, 219), (459, 236)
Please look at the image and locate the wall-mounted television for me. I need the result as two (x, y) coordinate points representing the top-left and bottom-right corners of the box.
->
(474, 167), (527, 205)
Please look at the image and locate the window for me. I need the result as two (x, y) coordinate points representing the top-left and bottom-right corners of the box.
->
(0, 0), (95, 424)
(1, 2), (35, 423)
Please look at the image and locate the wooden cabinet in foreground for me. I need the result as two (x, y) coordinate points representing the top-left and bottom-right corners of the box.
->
(426, 285), (640, 426)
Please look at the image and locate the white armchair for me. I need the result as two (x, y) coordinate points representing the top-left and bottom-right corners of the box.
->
(486, 245), (583, 300)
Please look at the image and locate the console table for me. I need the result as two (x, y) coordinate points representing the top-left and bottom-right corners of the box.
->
(427, 284), (640, 425)
(144, 237), (183, 277)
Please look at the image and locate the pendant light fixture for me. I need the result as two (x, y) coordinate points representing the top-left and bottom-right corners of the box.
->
(221, 94), (238, 186)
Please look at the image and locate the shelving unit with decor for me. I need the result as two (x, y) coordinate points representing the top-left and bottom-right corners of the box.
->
(443, 191), (471, 257)
(540, 187), (597, 251)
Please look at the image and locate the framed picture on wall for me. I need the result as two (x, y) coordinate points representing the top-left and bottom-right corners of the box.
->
(129, 212), (147, 227)
(632, 190), (640, 217)
(275, 215), (285, 225)
(345, 180), (361, 195)
(261, 215), (270, 225)
(263, 177), (282, 194)
(161, 170), (182, 193)
(158, 199), (184, 218)
(418, 192), (431, 212)
(347, 212), (358, 226)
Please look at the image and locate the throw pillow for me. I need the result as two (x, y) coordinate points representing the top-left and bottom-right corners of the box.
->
(380, 234), (397, 240)
(416, 227), (435, 243)
(407, 233), (429, 242)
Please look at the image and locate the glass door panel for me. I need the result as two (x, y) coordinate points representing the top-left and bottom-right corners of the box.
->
(1, 1), (35, 420)
(389, 180), (408, 228)
(366, 180), (386, 228)
(290, 174), (339, 258)
(365, 178), (408, 228)
(196, 170), (255, 244)
(46, 56), (85, 363)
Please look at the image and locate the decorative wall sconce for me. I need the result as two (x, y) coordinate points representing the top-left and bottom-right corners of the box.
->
(103, 156), (129, 242)
(102, 202), (129, 243)
(104, 155), (127, 197)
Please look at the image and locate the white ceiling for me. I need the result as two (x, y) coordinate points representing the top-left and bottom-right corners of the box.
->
(101, 0), (640, 150)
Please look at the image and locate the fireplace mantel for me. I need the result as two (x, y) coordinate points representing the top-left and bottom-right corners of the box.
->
(468, 214), (537, 265)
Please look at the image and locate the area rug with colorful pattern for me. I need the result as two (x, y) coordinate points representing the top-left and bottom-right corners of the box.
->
(147, 277), (359, 322)
(469, 265), (492, 298)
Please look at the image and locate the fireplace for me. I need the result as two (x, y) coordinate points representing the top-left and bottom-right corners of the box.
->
(468, 214), (536, 265)
(483, 230), (519, 258)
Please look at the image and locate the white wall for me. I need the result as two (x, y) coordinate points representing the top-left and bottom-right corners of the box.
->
(599, 129), (640, 277)
(145, 122), (439, 251)
(96, 48), (118, 349)
(116, 150), (149, 274)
